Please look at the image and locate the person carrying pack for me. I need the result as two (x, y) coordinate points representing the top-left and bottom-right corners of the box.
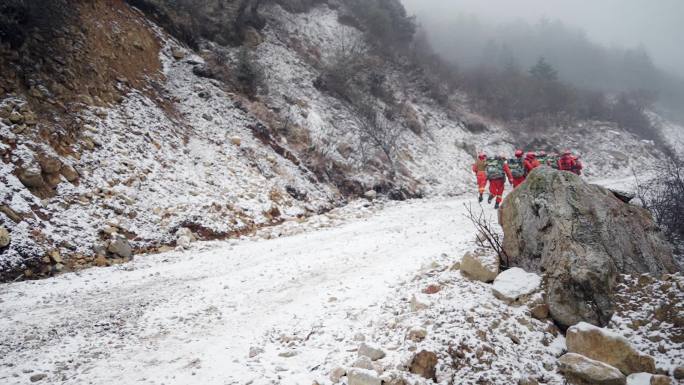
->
(507, 150), (527, 188)
(524, 152), (541, 174)
(472, 153), (489, 202)
(558, 150), (577, 173)
(486, 155), (509, 209)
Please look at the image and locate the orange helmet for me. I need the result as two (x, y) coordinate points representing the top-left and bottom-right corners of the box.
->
(515, 150), (524, 158)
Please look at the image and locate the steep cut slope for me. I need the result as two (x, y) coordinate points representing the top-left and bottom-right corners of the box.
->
(0, 0), (670, 281)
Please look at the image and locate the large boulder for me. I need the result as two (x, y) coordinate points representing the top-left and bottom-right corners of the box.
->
(559, 353), (626, 385)
(500, 167), (677, 328)
(566, 323), (655, 376)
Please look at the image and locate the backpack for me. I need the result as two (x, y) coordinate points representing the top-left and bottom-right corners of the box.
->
(486, 159), (505, 180)
(508, 158), (526, 178)
(548, 156), (559, 169)
(559, 155), (575, 171)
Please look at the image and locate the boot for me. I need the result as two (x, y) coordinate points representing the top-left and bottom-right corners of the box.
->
(478, 193), (483, 203)
(488, 195), (493, 204)
(494, 201), (500, 210)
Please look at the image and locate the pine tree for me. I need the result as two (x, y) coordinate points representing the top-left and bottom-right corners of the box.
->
(529, 57), (558, 82)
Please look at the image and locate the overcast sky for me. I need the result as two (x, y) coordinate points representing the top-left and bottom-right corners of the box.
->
(401, 0), (684, 77)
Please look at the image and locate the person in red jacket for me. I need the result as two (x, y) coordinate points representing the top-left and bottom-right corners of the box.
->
(524, 152), (540, 174)
(557, 150), (584, 175)
(486, 155), (510, 209)
(507, 150), (527, 188)
(472, 153), (488, 202)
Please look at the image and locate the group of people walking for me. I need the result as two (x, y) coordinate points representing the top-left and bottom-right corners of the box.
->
(472, 150), (583, 209)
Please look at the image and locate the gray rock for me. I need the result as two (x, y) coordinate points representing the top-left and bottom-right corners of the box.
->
(358, 342), (385, 361)
(460, 250), (499, 283)
(364, 190), (377, 201)
(500, 168), (676, 328)
(107, 235), (132, 258)
(558, 353), (626, 385)
(29, 373), (47, 382)
(0, 226), (9, 248)
(347, 368), (381, 385)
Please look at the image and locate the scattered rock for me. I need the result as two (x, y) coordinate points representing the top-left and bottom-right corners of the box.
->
(407, 326), (427, 342)
(171, 48), (186, 60)
(278, 350), (298, 358)
(38, 154), (62, 174)
(9, 111), (24, 124)
(559, 353), (626, 385)
(460, 250), (499, 283)
(674, 366), (684, 380)
(29, 373), (47, 382)
(329, 366), (346, 383)
(409, 350), (438, 380)
(352, 356), (374, 370)
(94, 255), (109, 267)
(566, 322), (655, 375)
(409, 293), (431, 312)
(60, 165), (79, 182)
(501, 168), (676, 328)
(17, 164), (45, 188)
(364, 190), (377, 201)
(248, 346), (264, 358)
(0, 226), (9, 248)
(626, 373), (652, 385)
(649, 375), (672, 385)
(353, 333), (366, 342)
(358, 342), (385, 361)
(530, 303), (550, 320)
(492, 267), (541, 303)
(422, 283), (441, 294)
(347, 368), (381, 385)
(230, 136), (242, 146)
(518, 375), (539, 385)
(107, 235), (133, 259)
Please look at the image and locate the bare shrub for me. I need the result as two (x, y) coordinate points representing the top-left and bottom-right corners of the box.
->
(235, 48), (266, 99)
(464, 203), (510, 268)
(634, 158), (684, 253)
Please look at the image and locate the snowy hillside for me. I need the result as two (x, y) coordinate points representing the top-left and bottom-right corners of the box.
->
(0, 1), (673, 281)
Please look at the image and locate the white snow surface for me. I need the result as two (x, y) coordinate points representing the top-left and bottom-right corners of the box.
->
(0, 198), (566, 385)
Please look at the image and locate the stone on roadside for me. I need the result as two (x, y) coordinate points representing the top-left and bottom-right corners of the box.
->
(230, 136), (242, 146)
(358, 342), (385, 361)
(352, 355), (374, 370)
(347, 368), (381, 385)
(410, 293), (431, 312)
(407, 326), (427, 342)
(566, 322), (655, 375)
(492, 267), (541, 303)
(674, 366), (684, 379)
(29, 373), (47, 382)
(107, 235), (133, 259)
(364, 190), (377, 201)
(460, 250), (499, 283)
(0, 226), (9, 248)
(530, 303), (550, 320)
(558, 353), (626, 385)
(409, 350), (438, 380)
(649, 375), (672, 385)
(329, 366), (346, 383)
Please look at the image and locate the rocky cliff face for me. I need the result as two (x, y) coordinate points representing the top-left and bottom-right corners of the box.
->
(500, 167), (678, 328)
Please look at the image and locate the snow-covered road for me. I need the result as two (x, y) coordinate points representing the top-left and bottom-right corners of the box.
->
(0, 197), (483, 385)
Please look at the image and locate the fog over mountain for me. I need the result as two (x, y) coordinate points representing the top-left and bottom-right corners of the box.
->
(401, 0), (684, 78)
